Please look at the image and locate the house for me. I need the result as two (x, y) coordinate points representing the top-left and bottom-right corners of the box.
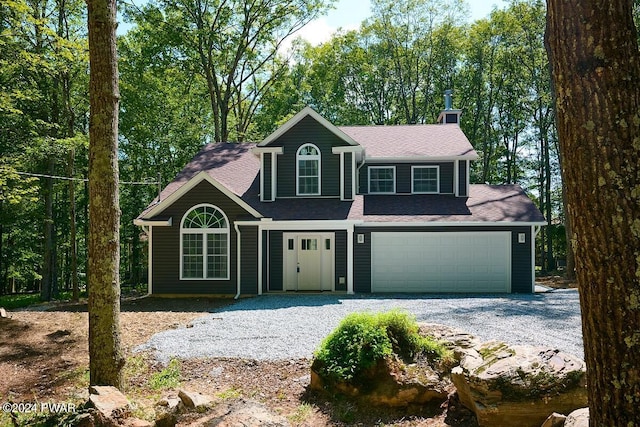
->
(135, 99), (546, 296)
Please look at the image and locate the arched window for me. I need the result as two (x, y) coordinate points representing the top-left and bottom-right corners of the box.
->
(180, 204), (229, 280)
(296, 143), (321, 195)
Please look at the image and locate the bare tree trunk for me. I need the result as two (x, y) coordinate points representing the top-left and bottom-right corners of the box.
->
(87, 0), (124, 388)
(41, 160), (55, 301)
(546, 0), (640, 424)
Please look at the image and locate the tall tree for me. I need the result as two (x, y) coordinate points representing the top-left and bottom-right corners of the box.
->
(87, 0), (124, 387)
(546, 0), (640, 424)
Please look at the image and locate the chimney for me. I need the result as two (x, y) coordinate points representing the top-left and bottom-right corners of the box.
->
(437, 89), (462, 125)
(444, 89), (453, 110)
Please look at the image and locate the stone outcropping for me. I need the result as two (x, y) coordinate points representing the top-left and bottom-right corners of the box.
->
(451, 340), (587, 427)
(310, 355), (451, 407)
(563, 408), (589, 427)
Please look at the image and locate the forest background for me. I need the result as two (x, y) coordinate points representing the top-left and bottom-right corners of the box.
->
(2, 0), (628, 298)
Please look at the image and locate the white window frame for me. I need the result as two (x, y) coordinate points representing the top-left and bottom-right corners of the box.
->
(411, 165), (440, 194)
(296, 143), (321, 196)
(180, 203), (230, 280)
(368, 166), (396, 194)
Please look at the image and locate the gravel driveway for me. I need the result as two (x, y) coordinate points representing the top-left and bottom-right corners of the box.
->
(138, 289), (583, 362)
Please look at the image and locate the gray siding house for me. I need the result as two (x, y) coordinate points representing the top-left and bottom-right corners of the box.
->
(136, 104), (546, 296)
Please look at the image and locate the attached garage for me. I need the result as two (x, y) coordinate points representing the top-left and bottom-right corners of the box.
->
(370, 231), (511, 293)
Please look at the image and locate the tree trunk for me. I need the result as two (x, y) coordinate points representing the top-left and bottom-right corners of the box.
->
(546, 1), (640, 425)
(41, 160), (55, 301)
(87, 0), (124, 388)
(69, 149), (79, 302)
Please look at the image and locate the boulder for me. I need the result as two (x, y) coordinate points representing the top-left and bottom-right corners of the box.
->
(88, 385), (131, 425)
(178, 389), (213, 410)
(155, 392), (182, 427)
(419, 323), (481, 360)
(311, 355), (450, 407)
(451, 341), (587, 427)
(564, 408), (589, 427)
(541, 412), (567, 427)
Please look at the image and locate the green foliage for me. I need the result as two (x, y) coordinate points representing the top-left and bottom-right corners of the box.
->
(314, 310), (449, 381)
(0, 293), (42, 309)
(148, 358), (181, 390)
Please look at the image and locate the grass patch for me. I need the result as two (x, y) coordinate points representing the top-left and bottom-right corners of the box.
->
(215, 387), (242, 400)
(288, 403), (313, 423)
(314, 309), (452, 382)
(148, 358), (181, 390)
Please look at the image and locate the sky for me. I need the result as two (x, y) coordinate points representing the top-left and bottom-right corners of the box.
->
(118, 0), (508, 40)
(282, 0), (508, 49)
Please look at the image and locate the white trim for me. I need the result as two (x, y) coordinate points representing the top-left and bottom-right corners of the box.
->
(365, 155), (478, 162)
(259, 152), (265, 202)
(368, 165), (396, 194)
(271, 152), (277, 201)
(454, 160), (459, 197)
(466, 160), (470, 197)
(234, 223), (241, 299)
(339, 151), (345, 201)
(179, 204), (230, 281)
(360, 221), (548, 227)
(296, 143), (321, 196)
(134, 218), (172, 227)
(351, 152), (357, 200)
(251, 146), (284, 154)
(347, 223), (354, 294)
(332, 146), (363, 154)
(236, 219), (362, 230)
(411, 165), (440, 194)
(141, 171), (262, 220)
(257, 228), (263, 295)
(259, 106), (359, 147)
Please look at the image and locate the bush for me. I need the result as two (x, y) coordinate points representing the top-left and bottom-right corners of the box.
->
(314, 310), (450, 382)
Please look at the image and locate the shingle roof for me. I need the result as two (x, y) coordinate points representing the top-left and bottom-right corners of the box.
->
(339, 125), (478, 159)
(139, 142), (544, 225)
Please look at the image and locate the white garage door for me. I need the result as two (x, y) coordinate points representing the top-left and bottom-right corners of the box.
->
(371, 231), (511, 293)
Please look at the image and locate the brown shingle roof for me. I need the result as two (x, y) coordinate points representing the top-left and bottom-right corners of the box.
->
(339, 125), (478, 159)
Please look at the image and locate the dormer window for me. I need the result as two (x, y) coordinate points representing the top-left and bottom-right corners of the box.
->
(412, 166), (439, 194)
(297, 143), (321, 195)
(369, 166), (396, 194)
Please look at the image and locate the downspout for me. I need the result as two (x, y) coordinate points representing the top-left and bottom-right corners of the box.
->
(234, 223), (242, 299)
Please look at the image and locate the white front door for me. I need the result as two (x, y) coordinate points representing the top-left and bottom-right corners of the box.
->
(283, 233), (335, 291)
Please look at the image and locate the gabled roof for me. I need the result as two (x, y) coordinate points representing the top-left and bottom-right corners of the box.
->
(258, 106), (359, 147)
(138, 143), (261, 220)
(339, 124), (479, 159)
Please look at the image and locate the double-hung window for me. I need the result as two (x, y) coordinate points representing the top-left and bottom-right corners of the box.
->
(412, 166), (439, 194)
(181, 204), (229, 280)
(296, 143), (321, 195)
(368, 166), (395, 194)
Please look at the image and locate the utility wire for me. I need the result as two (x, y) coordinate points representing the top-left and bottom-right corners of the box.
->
(6, 170), (160, 186)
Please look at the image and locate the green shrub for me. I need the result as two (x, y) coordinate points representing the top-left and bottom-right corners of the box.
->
(314, 309), (450, 382)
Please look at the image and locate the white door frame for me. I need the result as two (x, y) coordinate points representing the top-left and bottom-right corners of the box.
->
(283, 232), (335, 291)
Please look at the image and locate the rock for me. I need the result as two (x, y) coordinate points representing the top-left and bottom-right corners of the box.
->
(155, 393), (182, 427)
(122, 418), (152, 427)
(0, 307), (7, 318)
(451, 341), (587, 427)
(88, 385), (131, 424)
(311, 355), (450, 407)
(419, 323), (481, 360)
(201, 399), (290, 427)
(564, 408), (589, 427)
(541, 412), (567, 427)
(178, 389), (213, 409)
